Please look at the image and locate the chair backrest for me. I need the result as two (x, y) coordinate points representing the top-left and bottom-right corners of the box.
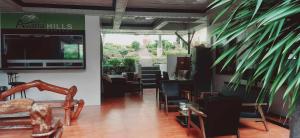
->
(7, 73), (17, 84)
(161, 81), (180, 97)
(221, 82), (267, 103)
(126, 72), (135, 81)
(155, 73), (162, 85)
(162, 72), (169, 80)
(202, 96), (242, 137)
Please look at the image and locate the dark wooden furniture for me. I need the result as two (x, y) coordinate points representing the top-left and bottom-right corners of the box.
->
(125, 72), (143, 94)
(0, 99), (63, 138)
(0, 80), (84, 126)
(155, 72), (162, 104)
(176, 57), (191, 70)
(221, 83), (269, 131)
(188, 96), (242, 138)
(7, 72), (26, 99)
(102, 75), (127, 97)
(162, 71), (169, 80)
(160, 80), (190, 115)
(191, 47), (213, 100)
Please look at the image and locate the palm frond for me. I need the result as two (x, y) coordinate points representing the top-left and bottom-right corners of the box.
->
(210, 0), (300, 116)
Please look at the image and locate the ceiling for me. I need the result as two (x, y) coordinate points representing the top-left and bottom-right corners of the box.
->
(22, 0), (113, 7)
(0, 0), (208, 34)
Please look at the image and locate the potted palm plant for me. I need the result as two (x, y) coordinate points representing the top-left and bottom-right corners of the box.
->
(209, 0), (300, 137)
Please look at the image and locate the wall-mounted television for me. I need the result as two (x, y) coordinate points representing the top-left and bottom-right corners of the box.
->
(1, 34), (85, 69)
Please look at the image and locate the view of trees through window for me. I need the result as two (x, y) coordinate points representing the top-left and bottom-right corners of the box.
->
(103, 34), (187, 63)
(63, 44), (83, 59)
(102, 31), (207, 74)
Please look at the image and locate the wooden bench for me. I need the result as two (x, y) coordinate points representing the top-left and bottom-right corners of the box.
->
(0, 80), (85, 126)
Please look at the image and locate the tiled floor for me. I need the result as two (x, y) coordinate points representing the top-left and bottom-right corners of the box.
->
(0, 89), (289, 138)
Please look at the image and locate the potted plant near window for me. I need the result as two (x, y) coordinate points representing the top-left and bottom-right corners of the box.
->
(123, 58), (136, 73)
(209, 0), (300, 137)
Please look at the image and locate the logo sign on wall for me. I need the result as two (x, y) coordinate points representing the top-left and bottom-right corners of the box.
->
(1, 13), (85, 30)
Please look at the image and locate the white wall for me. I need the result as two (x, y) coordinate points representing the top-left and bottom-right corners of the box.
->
(0, 15), (101, 105)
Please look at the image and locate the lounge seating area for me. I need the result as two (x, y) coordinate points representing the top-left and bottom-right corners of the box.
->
(0, 0), (297, 138)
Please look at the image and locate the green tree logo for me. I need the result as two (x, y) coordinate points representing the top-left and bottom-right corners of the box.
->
(16, 14), (42, 29)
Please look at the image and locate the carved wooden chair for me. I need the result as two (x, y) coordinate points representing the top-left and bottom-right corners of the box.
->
(0, 99), (63, 138)
(0, 80), (84, 126)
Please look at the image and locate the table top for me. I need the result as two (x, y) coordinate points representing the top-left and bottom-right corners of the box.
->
(162, 77), (192, 83)
(108, 75), (125, 79)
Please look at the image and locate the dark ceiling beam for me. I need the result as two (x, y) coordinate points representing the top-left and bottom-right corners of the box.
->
(153, 20), (169, 30)
(22, 7), (115, 16)
(11, 0), (114, 10)
(126, 7), (204, 13)
(125, 11), (205, 18)
(188, 17), (208, 32)
(113, 0), (128, 29)
(102, 28), (188, 35)
(153, 18), (203, 30)
(1, 0), (22, 11)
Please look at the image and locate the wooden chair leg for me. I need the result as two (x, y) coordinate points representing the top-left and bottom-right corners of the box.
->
(65, 108), (71, 126)
(165, 97), (168, 115)
(72, 99), (84, 120)
(23, 90), (26, 98)
(187, 109), (191, 136)
(155, 88), (158, 104)
(199, 116), (206, 138)
(258, 105), (269, 131)
(140, 84), (143, 95)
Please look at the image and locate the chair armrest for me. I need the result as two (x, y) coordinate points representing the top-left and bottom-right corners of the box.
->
(242, 103), (268, 107)
(195, 92), (219, 100)
(188, 105), (207, 118)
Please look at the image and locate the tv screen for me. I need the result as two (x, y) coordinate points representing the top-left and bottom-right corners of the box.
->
(1, 34), (85, 69)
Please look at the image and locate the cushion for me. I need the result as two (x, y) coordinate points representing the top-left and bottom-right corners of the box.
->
(0, 99), (33, 114)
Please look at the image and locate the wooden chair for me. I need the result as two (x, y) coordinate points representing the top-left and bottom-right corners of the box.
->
(161, 81), (188, 115)
(188, 96), (242, 138)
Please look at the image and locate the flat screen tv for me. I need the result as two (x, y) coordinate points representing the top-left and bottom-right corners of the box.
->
(1, 34), (85, 69)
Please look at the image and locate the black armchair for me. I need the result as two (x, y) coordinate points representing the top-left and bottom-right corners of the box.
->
(221, 83), (269, 131)
(188, 96), (242, 138)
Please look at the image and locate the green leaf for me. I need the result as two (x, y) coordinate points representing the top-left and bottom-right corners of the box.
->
(262, 33), (293, 60)
(213, 47), (237, 67)
(283, 73), (300, 100)
(252, 0), (263, 19)
(263, 49), (281, 88)
(209, 0), (231, 10)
